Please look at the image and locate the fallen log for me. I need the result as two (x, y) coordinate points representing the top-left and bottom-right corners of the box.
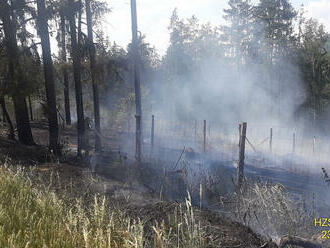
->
(279, 235), (322, 248)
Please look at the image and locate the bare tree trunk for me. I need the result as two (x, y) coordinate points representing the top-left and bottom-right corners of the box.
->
(0, 1), (34, 145)
(130, 0), (142, 162)
(2, 108), (5, 123)
(37, 0), (59, 154)
(68, 1), (85, 157)
(28, 96), (33, 121)
(77, 0), (82, 46)
(85, 0), (101, 152)
(0, 96), (15, 140)
(13, 94), (34, 145)
(60, 15), (71, 125)
(17, 7), (35, 126)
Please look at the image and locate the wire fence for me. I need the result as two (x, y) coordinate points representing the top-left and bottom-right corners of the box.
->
(113, 115), (330, 171)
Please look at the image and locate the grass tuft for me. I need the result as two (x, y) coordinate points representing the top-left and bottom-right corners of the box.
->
(0, 165), (208, 248)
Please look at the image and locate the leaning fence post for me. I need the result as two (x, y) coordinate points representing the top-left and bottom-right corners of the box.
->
(135, 115), (142, 162)
(151, 115), (154, 153)
(292, 132), (296, 154)
(203, 120), (206, 153)
(238, 122), (247, 189)
(269, 127), (273, 153)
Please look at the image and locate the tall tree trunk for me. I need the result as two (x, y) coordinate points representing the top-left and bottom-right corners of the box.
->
(77, 0), (82, 46)
(2, 106), (6, 123)
(0, 96), (15, 140)
(13, 97), (34, 144)
(18, 6), (34, 125)
(68, 1), (85, 157)
(130, 0), (142, 161)
(60, 15), (71, 125)
(37, 0), (59, 153)
(28, 96), (34, 121)
(0, 1), (34, 145)
(86, 0), (101, 152)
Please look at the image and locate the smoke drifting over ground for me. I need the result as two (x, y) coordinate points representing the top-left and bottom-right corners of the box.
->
(132, 12), (328, 171)
(153, 55), (304, 126)
(106, 10), (330, 229)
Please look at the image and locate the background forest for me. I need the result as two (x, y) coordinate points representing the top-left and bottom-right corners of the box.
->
(0, 0), (329, 154)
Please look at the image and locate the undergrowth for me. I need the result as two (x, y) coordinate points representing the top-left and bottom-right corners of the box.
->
(0, 164), (207, 248)
(228, 181), (318, 240)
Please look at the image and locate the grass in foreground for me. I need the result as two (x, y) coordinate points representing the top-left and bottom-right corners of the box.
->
(0, 165), (207, 248)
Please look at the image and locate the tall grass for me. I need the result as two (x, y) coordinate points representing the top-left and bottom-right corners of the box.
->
(230, 181), (316, 239)
(152, 193), (206, 248)
(0, 165), (207, 248)
(0, 166), (142, 247)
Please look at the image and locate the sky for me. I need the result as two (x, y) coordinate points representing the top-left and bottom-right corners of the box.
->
(103, 0), (330, 55)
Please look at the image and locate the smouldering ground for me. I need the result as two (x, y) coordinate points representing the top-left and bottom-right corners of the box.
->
(0, 122), (329, 247)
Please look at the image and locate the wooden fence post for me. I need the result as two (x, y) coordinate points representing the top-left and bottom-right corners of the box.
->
(269, 127), (273, 153)
(135, 115), (141, 162)
(238, 122), (247, 189)
(151, 115), (154, 152)
(203, 120), (206, 153)
(239, 123), (242, 148)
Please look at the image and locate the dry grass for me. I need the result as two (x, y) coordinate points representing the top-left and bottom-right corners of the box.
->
(226, 181), (317, 240)
(0, 163), (209, 248)
(0, 165), (139, 247)
(152, 193), (206, 248)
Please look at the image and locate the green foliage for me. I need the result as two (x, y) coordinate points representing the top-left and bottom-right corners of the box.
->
(222, 0), (253, 64)
(165, 10), (224, 77)
(0, 0), (329, 132)
(298, 18), (330, 118)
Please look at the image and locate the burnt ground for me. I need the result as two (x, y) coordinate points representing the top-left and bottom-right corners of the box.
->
(0, 122), (328, 247)
(0, 121), (326, 248)
(126, 202), (278, 248)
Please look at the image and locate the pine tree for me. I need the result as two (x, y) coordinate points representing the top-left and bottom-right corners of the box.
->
(67, 0), (86, 157)
(36, 0), (59, 153)
(222, 0), (253, 67)
(0, 0), (35, 145)
(59, 13), (72, 125)
(86, 0), (101, 152)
